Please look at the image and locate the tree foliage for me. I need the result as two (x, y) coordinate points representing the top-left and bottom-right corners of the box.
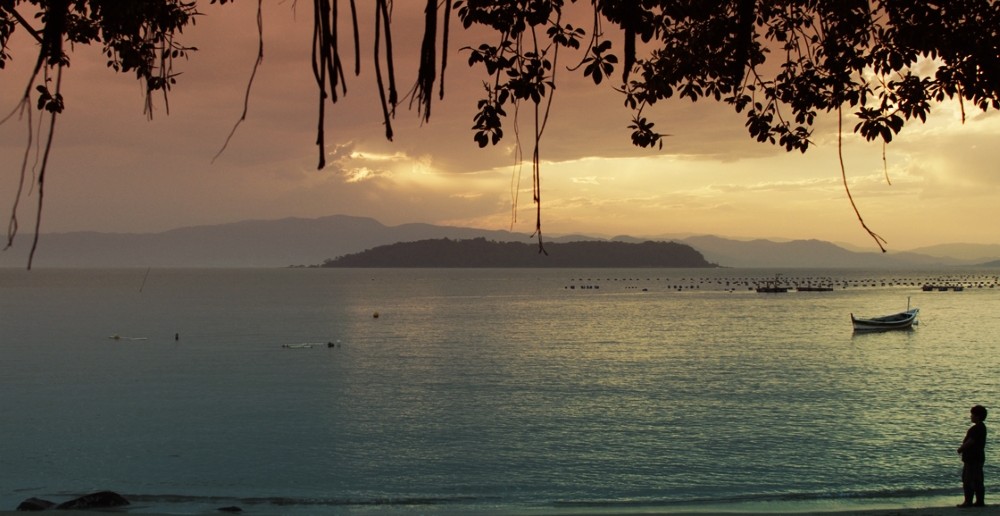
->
(2, 0), (999, 266)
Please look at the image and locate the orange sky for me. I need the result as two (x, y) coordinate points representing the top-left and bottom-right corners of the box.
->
(1, 2), (998, 250)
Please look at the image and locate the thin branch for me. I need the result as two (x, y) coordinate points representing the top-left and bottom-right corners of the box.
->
(958, 85), (966, 123)
(439, 0), (451, 100)
(412, 0), (437, 121)
(4, 27), (50, 253)
(5, 100), (32, 251)
(212, 0), (264, 164)
(322, 0), (339, 102)
(509, 113), (523, 228)
(528, 26), (547, 255)
(2, 45), (47, 126)
(310, 0), (323, 86)
(373, 0), (393, 140)
(881, 140), (891, 185)
(332, 1), (347, 96)
(28, 65), (65, 269)
(509, 51), (525, 230)
(532, 98), (545, 254)
(313, 0), (329, 168)
(535, 12), (561, 141)
(838, 105), (887, 253)
(1, 4), (42, 44)
(380, 0), (398, 108)
(349, 0), (359, 75)
(566, 3), (602, 72)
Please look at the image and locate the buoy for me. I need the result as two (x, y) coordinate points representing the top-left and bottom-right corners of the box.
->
(373, 311), (379, 318)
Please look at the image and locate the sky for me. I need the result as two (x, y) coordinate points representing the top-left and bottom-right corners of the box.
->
(1, 2), (998, 251)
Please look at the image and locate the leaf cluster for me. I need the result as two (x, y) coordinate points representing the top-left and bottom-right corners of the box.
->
(1, 0), (201, 116)
(457, 0), (583, 148)
(456, 0), (1000, 152)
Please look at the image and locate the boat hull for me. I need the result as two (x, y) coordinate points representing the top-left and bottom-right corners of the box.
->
(851, 308), (919, 332)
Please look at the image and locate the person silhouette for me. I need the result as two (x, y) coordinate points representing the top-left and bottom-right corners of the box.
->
(958, 405), (988, 508)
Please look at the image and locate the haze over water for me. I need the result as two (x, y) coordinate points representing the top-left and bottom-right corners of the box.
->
(2, 268), (998, 514)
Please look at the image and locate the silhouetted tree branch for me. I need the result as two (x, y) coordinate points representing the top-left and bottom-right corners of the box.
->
(2, 0), (998, 266)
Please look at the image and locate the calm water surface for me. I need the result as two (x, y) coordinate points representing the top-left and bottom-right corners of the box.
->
(1, 268), (999, 514)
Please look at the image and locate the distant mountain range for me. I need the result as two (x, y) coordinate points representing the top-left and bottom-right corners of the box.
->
(1, 214), (998, 268)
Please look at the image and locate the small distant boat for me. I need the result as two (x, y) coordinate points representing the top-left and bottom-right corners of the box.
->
(756, 273), (789, 293)
(851, 308), (919, 332)
(282, 343), (315, 349)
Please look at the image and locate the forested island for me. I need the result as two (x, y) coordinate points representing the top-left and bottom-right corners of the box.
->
(319, 238), (719, 268)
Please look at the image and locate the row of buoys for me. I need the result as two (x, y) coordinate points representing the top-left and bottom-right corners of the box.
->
(108, 334), (348, 348)
(564, 274), (999, 291)
(922, 284), (966, 291)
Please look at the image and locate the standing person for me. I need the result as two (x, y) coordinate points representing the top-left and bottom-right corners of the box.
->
(958, 405), (988, 507)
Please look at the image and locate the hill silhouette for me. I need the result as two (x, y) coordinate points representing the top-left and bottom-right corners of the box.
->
(320, 238), (718, 268)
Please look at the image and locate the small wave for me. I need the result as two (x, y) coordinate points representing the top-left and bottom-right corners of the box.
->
(551, 486), (953, 508)
(768, 486), (954, 502)
(124, 493), (492, 508)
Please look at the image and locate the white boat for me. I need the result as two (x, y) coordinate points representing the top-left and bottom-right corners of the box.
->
(851, 308), (919, 332)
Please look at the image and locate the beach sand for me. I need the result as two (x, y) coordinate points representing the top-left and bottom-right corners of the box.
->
(2, 506), (999, 515)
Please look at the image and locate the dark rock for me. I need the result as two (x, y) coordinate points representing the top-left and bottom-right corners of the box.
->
(55, 491), (129, 510)
(218, 506), (243, 513)
(16, 497), (55, 511)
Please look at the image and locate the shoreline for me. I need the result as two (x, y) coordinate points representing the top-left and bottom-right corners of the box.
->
(2, 493), (994, 516)
(0, 509), (998, 516)
(2, 505), (999, 516)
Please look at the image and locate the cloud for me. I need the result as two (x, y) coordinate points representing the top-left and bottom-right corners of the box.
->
(710, 177), (842, 195)
(343, 167), (378, 183)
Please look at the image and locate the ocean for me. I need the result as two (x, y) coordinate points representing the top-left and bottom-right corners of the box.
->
(1, 267), (999, 515)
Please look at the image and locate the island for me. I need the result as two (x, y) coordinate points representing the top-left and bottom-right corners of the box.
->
(318, 238), (720, 268)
